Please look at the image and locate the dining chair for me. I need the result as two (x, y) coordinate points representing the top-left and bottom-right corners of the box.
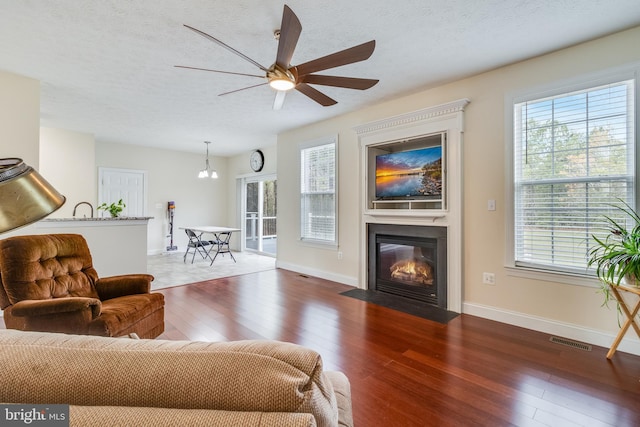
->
(183, 229), (212, 263)
(210, 232), (236, 265)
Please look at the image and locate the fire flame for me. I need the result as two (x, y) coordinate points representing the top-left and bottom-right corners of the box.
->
(390, 259), (433, 285)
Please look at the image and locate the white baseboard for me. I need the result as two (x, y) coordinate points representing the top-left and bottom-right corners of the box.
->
(275, 260), (359, 287)
(463, 302), (640, 357)
(148, 248), (182, 256)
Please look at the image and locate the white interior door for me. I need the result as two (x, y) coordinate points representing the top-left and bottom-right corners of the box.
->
(98, 167), (147, 217)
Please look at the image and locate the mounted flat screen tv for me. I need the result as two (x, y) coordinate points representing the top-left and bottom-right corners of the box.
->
(375, 146), (442, 200)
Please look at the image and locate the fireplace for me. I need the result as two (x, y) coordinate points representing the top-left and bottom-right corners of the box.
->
(357, 99), (468, 313)
(368, 223), (447, 308)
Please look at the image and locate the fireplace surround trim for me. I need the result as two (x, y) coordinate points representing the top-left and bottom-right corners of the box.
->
(356, 99), (469, 313)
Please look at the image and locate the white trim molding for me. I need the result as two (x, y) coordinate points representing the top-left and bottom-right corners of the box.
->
(354, 99), (470, 136)
(355, 99), (470, 313)
(276, 260), (359, 287)
(464, 302), (640, 356)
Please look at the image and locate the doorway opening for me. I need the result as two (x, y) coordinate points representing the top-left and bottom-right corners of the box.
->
(243, 176), (277, 256)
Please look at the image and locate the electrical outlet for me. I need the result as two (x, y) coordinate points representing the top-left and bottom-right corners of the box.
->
(482, 272), (496, 285)
(487, 199), (496, 211)
(337, 251), (343, 260)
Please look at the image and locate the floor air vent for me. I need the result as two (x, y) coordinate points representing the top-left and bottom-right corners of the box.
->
(549, 336), (592, 351)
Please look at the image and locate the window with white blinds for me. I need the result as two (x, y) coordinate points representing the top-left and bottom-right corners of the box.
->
(513, 79), (635, 274)
(300, 137), (337, 245)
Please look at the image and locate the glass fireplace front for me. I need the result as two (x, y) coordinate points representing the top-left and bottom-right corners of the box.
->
(368, 224), (447, 308)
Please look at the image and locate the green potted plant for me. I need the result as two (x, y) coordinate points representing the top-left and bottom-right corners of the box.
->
(588, 199), (640, 301)
(97, 199), (126, 218)
(588, 199), (640, 358)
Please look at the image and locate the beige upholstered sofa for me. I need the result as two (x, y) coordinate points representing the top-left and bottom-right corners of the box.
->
(0, 329), (353, 426)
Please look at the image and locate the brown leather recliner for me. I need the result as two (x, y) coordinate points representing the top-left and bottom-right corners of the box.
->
(0, 234), (164, 339)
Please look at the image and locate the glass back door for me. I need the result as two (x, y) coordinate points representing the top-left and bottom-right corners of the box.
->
(245, 178), (277, 256)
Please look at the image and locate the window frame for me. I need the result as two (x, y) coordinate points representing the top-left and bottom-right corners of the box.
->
(505, 64), (639, 286)
(298, 135), (339, 248)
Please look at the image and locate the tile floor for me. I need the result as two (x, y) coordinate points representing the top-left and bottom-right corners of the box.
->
(147, 249), (276, 290)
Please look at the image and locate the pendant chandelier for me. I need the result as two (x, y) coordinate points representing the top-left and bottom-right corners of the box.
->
(198, 141), (218, 179)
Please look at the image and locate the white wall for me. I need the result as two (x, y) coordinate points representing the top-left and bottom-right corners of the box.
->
(95, 141), (228, 254)
(276, 26), (640, 354)
(0, 71), (39, 166)
(278, 114), (362, 285)
(39, 127), (97, 218)
(34, 133), (230, 253)
(0, 70), (41, 242)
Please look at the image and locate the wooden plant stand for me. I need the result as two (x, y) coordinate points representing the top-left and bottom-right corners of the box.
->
(606, 282), (640, 359)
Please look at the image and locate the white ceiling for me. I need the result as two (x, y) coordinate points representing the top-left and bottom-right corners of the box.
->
(1, 1), (639, 157)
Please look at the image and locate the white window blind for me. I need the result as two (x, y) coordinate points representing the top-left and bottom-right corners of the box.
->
(300, 139), (337, 244)
(513, 79), (635, 274)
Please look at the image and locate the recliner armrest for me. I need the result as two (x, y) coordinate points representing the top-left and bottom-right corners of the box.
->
(10, 297), (101, 319)
(96, 274), (154, 300)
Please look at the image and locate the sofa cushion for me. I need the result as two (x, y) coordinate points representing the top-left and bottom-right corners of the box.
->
(69, 407), (316, 427)
(0, 330), (339, 427)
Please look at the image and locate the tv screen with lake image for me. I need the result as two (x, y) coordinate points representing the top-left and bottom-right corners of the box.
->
(375, 146), (442, 199)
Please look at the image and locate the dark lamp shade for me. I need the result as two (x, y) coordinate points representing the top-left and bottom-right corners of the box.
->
(0, 158), (66, 233)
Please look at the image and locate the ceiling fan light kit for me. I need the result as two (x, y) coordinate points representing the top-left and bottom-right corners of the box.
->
(268, 65), (296, 91)
(178, 5), (378, 109)
(269, 78), (295, 91)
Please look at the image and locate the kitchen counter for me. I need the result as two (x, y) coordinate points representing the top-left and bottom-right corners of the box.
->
(43, 216), (153, 222)
(30, 217), (153, 276)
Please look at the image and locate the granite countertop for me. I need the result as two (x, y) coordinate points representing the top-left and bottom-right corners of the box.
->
(43, 217), (153, 222)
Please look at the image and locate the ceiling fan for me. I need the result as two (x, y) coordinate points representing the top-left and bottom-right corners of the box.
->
(176, 5), (378, 109)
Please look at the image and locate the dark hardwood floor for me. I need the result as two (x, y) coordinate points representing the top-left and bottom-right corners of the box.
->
(156, 269), (640, 426)
(3, 268), (639, 426)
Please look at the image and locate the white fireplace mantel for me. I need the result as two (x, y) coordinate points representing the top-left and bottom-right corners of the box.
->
(355, 99), (469, 313)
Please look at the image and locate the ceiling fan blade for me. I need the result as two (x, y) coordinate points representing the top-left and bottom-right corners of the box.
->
(273, 91), (287, 110)
(174, 65), (264, 79)
(295, 83), (337, 107)
(294, 40), (376, 77)
(275, 5), (302, 68)
(301, 74), (378, 90)
(184, 24), (269, 72)
(219, 82), (269, 96)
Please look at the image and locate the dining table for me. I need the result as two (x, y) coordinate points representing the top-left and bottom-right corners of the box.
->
(180, 226), (241, 265)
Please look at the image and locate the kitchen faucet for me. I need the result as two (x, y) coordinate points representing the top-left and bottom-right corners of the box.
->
(72, 201), (94, 218)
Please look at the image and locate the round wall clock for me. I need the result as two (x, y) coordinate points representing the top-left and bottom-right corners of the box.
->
(250, 149), (264, 172)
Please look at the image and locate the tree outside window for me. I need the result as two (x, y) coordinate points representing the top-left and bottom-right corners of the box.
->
(300, 137), (337, 245)
(514, 80), (635, 274)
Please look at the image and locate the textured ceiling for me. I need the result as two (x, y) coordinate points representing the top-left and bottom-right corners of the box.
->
(1, 1), (639, 156)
